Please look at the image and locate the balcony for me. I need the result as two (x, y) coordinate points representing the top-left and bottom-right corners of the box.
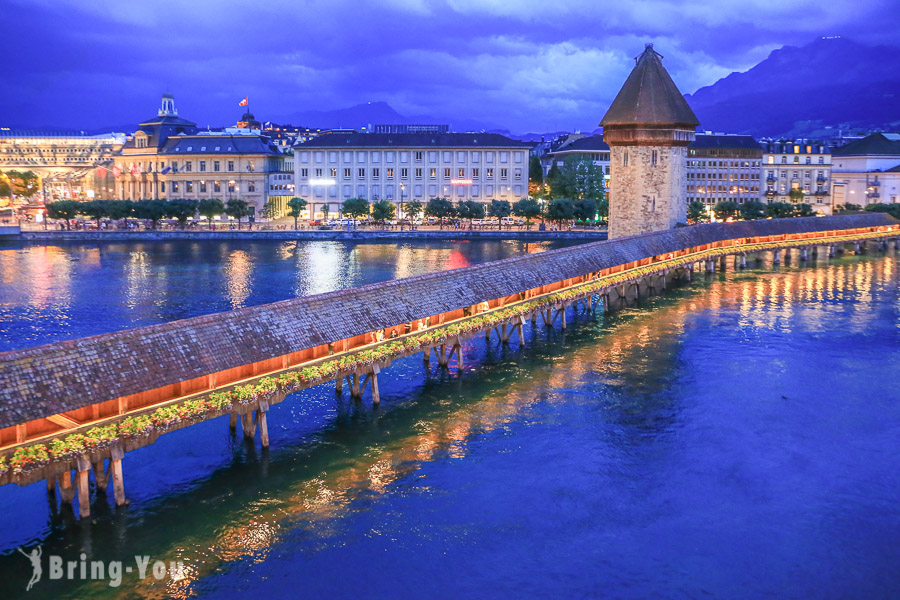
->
(867, 180), (881, 187)
(766, 175), (776, 182)
(816, 175), (827, 183)
(866, 191), (880, 199)
(814, 189), (827, 196)
(764, 189), (776, 196)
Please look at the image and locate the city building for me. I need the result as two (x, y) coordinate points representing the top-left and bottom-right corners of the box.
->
(293, 132), (531, 219)
(115, 94), (293, 217)
(601, 44), (699, 239)
(371, 124), (450, 134)
(831, 133), (900, 207)
(0, 128), (125, 200)
(686, 134), (762, 208)
(544, 134), (611, 193)
(760, 140), (832, 214)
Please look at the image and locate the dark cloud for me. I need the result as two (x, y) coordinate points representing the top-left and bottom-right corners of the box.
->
(2, 0), (897, 133)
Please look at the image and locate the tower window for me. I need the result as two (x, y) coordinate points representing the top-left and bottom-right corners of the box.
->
(651, 150), (657, 166)
(623, 151), (629, 167)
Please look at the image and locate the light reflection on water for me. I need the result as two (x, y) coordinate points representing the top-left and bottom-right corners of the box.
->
(0, 253), (897, 599)
(0, 239), (570, 353)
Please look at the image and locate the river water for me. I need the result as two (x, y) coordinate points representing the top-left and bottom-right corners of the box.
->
(0, 239), (576, 352)
(0, 244), (898, 599)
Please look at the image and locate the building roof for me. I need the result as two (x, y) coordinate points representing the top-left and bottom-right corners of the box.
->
(691, 134), (761, 150)
(600, 45), (700, 128)
(832, 133), (900, 157)
(160, 134), (281, 156)
(550, 135), (610, 154)
(295, 132), (531, 149)
(0, 213), (895, 429)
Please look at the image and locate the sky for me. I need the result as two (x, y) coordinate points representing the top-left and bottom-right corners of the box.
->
(2, 0), (898, 134)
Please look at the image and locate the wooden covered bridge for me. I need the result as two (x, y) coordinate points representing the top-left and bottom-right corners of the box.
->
(0, 213), (897, 519)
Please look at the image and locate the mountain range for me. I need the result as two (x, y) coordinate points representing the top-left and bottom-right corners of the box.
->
(685, 37), (900, 138)
(274, 101), (508, 136)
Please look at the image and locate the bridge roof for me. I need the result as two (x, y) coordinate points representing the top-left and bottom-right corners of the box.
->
(0, 213), (895, 429)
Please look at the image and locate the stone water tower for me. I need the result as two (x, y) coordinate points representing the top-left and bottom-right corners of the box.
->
(601, 44), (700, 239)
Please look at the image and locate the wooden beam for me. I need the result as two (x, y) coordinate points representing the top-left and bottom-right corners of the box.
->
(47, 414), (81, 429)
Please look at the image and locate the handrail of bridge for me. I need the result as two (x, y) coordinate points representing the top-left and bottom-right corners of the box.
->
(1, 221), (898, 491)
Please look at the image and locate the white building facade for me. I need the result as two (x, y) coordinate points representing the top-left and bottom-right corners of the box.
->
(293, 133), (530, 218)
(831, 133), (900, 208)
(761, 140), (832, 214)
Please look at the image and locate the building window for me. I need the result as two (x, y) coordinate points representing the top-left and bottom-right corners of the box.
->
(373, 168), (380, 179)
(214, 161), (220, 172)
(228, 161), (235, 171)
(415, 168), (422, 179)
(186, 181), (193, 193)
(301, 168), (308, 177)
(344, 168), (351, 179)
(199, 161), (206, 172)
(172, 182), (179, 192)
(651, 150), (657, 166)
(214, 181), (221, 192)
(315, 168), (323, 177)
(514, 168), (522, 179)
(161, 182), (166, 193)
(228, 180), (235, 193)
(458, 168), (465, 178)
(444, 168), (451, 178)
(358, 168), (366, 178)
(401, 168), (409, 179)
(184, 161), (192, 172)
(387, 168), (394, 178)
(248, 181), (255, 192)
(430, 168), (437, 178)
(487, 168), (494, 178)
(414, 151), (423, 162)
(623, 152), (628, 167)
(328, 168), (336, 178)
(500, 168), (508, 179)
(248, 160), (255, 172)
(473, 168), (479, 178)
(200, 181), (207, 193)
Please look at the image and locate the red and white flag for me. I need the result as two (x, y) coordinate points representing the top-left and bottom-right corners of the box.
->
(239, 96), (249, 107)
(96, 166), (108, 178)
(112, 165), (122, 178)
(130, 163), (137, 175)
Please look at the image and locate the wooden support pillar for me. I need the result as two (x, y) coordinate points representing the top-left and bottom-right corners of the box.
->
(530, 312), (537, 326)
(740, 254), (747, 269)
(560, 306), (566, 329)
(229, 412), (237, 431)
(800, 248), (808, 261)
(47, 477), (56, 499)
(516, 323), (525, 346)
(501, 323), (509, 343)
(455, 345), (463, 370)
(58, 471), (74, 506)
(241, 411), (256, 439)
(546, 309), (552, 326)
(719, 255), (727, 270)
(258, 401), (270, 448)
(351, 373), (361, 397)
(109, 444), (126, 506)
(706, 260), (715, 273)
(93, 460), (108, 493)
(828, 245), (835, 258)
(773, 250), (781, 265)
(370, 371), (380, 405)
(76, 456), (91, 519)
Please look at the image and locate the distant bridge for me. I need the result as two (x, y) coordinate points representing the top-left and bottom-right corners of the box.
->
(0, 213), (897, 519)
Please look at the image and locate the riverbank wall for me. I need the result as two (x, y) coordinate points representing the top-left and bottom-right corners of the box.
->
(14, 229), (607, 242)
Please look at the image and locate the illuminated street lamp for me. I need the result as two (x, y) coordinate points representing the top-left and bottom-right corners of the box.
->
(400, 182), (405, 231)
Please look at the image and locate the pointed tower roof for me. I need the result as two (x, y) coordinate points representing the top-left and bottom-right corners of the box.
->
(601, 44), (699, 128)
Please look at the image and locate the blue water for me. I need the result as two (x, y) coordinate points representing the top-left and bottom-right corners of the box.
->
(0, 239), (575, 352)
(0, 247), (898, 599)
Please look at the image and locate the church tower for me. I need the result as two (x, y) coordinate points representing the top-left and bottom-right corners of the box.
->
(601, 45), (699, 239)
